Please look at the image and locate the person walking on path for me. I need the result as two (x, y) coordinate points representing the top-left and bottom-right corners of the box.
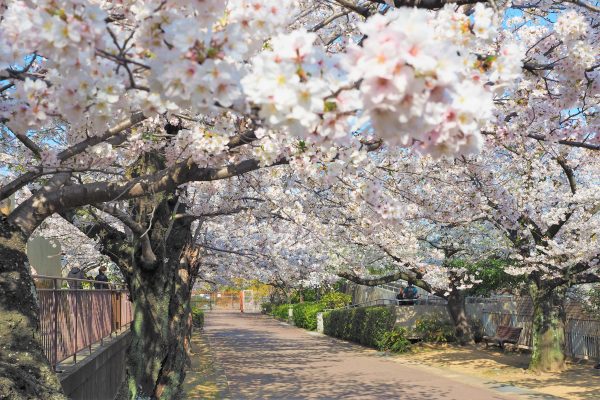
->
(94, 265), (109, 289)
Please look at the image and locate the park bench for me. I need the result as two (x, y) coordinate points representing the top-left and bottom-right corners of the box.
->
(483, 326), (522, 349)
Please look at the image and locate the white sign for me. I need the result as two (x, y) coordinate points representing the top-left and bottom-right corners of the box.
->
(26, 236), (62, 277)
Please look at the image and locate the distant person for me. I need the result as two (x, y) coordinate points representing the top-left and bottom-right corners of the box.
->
(67, 264), (85, 289)
(396, 285), (405, 304)
(403, 282), (419, 305)
(94, 266), (109, 289)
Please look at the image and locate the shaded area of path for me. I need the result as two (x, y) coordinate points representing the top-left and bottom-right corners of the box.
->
(183, 328), (229, 399)
(202, 311), (514, 400)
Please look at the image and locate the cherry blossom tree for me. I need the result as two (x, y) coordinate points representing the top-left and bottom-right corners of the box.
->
(0, 0), (598, 398)
(225, 166), (505, 344)
(314, 141), (600, 369)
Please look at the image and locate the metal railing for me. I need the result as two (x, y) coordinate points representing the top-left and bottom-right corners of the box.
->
(325, 295), (447, 311)
(466, 295), (515, 304)
(566, 318), (600, 360)
(33, 275), (133, 369)
(482, 310), (600, 360)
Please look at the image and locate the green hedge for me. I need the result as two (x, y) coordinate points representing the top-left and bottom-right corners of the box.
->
(292, 302), (324, 330)
(323, 306), (396, 348)
(192, 307), (205, 329)
(272, 303), (291, 320)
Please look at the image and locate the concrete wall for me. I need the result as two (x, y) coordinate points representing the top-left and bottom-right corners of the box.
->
(60, 331), (131, 400)
(394, 304), (450, 329)
(345, 283), (396, 304)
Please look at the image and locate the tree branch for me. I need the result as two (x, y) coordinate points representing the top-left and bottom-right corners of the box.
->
(9, 156), (288, 235)
(92, 204), (145, 235)
(12, 131), (42, 159)
(567, 0), (600, 12)
(545, 156), (576, 239)
(337, 270), (434, 293)
(366, 0), (485, 8)
(0, 113), (144, 202)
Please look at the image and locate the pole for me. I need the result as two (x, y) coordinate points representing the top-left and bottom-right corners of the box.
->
(74, 287), (78, 364)
(53, 277), (58, 370)
(110, 287), (114, 337)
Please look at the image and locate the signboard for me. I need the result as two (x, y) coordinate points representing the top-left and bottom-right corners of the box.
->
(26, 236), (62, 277)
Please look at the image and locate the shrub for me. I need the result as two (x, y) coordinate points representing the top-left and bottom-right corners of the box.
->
(191, 307), (204, 329)
(323, 306), (396, 348)
(290, 288), (318, 303)
(414, 317), (455, 343)
(272, 303), (292, 320)
(468, 318), (484, 343)
(292, 302), (324, 330)
(261, 302), (274, 314)
(320, 292), (352, 309)
(377, 327), (411, 353)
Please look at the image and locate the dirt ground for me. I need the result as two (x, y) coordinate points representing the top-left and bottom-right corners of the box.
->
(182, 329), (229, 399)
(392, 343), (600, 400)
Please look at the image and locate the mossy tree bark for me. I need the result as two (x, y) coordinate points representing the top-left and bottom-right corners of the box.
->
(65, 199), (199, 399)
(120, 154), (201, 399)
(126, 249), (197, 399)
(123, 202), (199, 399)
(529, 282), (566, 372)
(0, 218), (65, 400)
(77, 196), (199, 400)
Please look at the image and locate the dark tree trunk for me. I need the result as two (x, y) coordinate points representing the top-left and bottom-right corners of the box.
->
(120, 190), (200, 400)
(446, 289), (474, 345)
(125, 251), (197, 399)
(0, 218), (65, 400)
(529, 283), (566, 372)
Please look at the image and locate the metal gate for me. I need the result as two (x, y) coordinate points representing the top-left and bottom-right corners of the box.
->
(241, 290), (264, 313)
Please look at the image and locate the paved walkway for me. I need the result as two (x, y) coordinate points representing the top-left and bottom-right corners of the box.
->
(202, 311), (516, 400)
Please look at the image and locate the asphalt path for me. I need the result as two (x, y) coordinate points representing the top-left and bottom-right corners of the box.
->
(203, 311), (514, 400)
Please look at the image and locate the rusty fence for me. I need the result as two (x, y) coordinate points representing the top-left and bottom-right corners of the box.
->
(33, 275), (133, 369)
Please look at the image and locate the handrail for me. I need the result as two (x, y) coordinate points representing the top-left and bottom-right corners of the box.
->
(32, 275), (132, 370)
(33, 274), (127, 290)
(324, 296), (447, 312)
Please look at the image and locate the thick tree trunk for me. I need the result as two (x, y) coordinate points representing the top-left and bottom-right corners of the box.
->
(121, 195), (199, 400)
(0, 218), (65, 399)
(124, 257), (195, 399)
(446, 289), (474, 345)
(529, 284), (566, 372)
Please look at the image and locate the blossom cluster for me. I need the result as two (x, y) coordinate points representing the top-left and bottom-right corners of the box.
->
(344, 7), (500, 157)
(138, 0), (295, 114)
(242, 30), (344, 138)
(0, 1), (122, 132)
